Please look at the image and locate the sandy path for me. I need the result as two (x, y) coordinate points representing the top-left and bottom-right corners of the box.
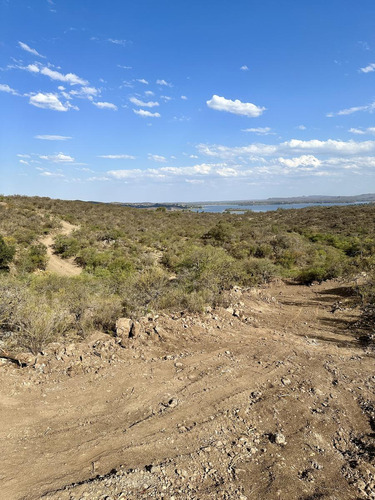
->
(40, 221), (81, 276)
(0, 280), (373, 499)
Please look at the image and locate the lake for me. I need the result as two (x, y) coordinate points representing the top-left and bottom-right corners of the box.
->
(190, 202), (367, 213)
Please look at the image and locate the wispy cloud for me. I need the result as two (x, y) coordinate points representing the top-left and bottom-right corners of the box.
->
(70, 86), (99, 99)
(98, 154), (136, 159)
(29, 92), (69, 112)
(117, 64), (132, 69)
(107, 38), (129, 46)
(349, 127), (375, 135)
(207, 95), (265, 117)
(133, 109), (161, 118)
(40, 171), (65, 178)
(18, 41), (46, 58)
(156, 79), (172, 87)
(136, 78), (149, 85)
(242, 127), (274, 135)
(21, 63), (88, 85)
(40, 66), (88, 85)
(240, 65), (249, 71)
(35, 135), (72, 140)
(39, 153), (74, 162)
(148, 154), (167, 162)
(359, 62), (375, 73)
(327, 101), (375, 117)
(0, 83), (19, 95)
(129, 96), (159, 107)
(198, 138), (375, 158)
(93, 101), (118, 110)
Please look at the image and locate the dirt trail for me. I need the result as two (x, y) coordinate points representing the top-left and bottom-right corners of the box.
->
(0, 280), (374, 499)
(40, 221), (81, 276)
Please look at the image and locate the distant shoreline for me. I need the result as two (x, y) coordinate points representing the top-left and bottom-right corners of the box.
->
(106, 193), (375, 210)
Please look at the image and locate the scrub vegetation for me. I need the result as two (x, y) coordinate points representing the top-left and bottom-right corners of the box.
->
(0, 195), (374, 353)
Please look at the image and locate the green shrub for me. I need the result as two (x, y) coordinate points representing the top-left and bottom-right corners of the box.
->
(0, 235), (15, 269)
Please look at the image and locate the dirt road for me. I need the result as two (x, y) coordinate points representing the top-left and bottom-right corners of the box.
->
(40, 221), (81, 277)
(0, 280), (374, 499)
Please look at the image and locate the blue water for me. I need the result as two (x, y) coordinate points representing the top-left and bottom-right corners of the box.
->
(191, 202), (366, 213)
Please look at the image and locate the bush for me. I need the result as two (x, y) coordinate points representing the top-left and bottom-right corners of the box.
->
(0, 235), (15, 269)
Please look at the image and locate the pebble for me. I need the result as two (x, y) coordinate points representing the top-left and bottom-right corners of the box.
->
(274, 433), (287, 445)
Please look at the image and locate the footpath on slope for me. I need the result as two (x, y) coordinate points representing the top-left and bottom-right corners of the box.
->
(0, 279), (374, 500)
(40, 220), (81, 277)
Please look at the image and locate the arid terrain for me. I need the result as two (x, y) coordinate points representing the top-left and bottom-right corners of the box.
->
(1, 277), (374, 500)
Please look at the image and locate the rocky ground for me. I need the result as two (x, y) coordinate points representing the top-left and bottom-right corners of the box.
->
(0, 279), (374, 500)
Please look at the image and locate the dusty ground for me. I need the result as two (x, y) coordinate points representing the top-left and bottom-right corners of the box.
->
(40, 221), (81, 277)
(0, 279), (374, 500)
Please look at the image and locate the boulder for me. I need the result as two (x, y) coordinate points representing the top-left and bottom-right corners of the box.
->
(115, 318), (134, 346)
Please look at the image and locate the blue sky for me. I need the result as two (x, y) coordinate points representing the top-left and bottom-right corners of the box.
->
(1, 0), (375, 202)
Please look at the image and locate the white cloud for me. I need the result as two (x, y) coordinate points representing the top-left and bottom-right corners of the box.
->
(327, 102), (375, 117)
(107, 169), (143, 179)
(145, 90), (154, 96)
(283, 138), (375, 154)
(161, 95), (172, 101)
(359, 63), (375, 73)
(0, 83), (19, 95)
(349, 128), (365, 135)
(103, 151), (375, 182)
(156, 79), (172, 87)
(26, 64), (40, 73)
(278, 155), (321, 168)
(118, 64), (132, 69)
(217, 167), (239, 177)
(29, 93), (69, 111)
(242, 127), (274, 135)
(39, 153), (74, 162)
(18, 41), (46, 58)
(136, 78), (149, 85)
(349, 127), (375, 135)
(133, 109), (161, 118)
(148, 154), (167, 163)
(240, 65), (249, 71)
(181, 95), (188, 100)
(40, 66), (88, 85)
(129, 97), (159, 107)
(107, 39), (128, 46)
(207, 95), (265, 117)
(93, 101), (118, 110)
(297, 125), (306, 130)
(198, 138), (375, 159)
(70, 86), (99, 99)
(35, 135), (72, 140)
(40, 171), (65, 177)
(98, 154), (136, 159)
(19, 159), (29, 165)
(17, 154), (31, 158)
(22, 63), (88, 85)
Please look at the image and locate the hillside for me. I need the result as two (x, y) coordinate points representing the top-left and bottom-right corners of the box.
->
(0, 196), (374, 499)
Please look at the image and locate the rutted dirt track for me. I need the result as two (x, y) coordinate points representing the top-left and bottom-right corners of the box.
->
(40, 221), (81, 277)
(1, 280), (374, 499)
